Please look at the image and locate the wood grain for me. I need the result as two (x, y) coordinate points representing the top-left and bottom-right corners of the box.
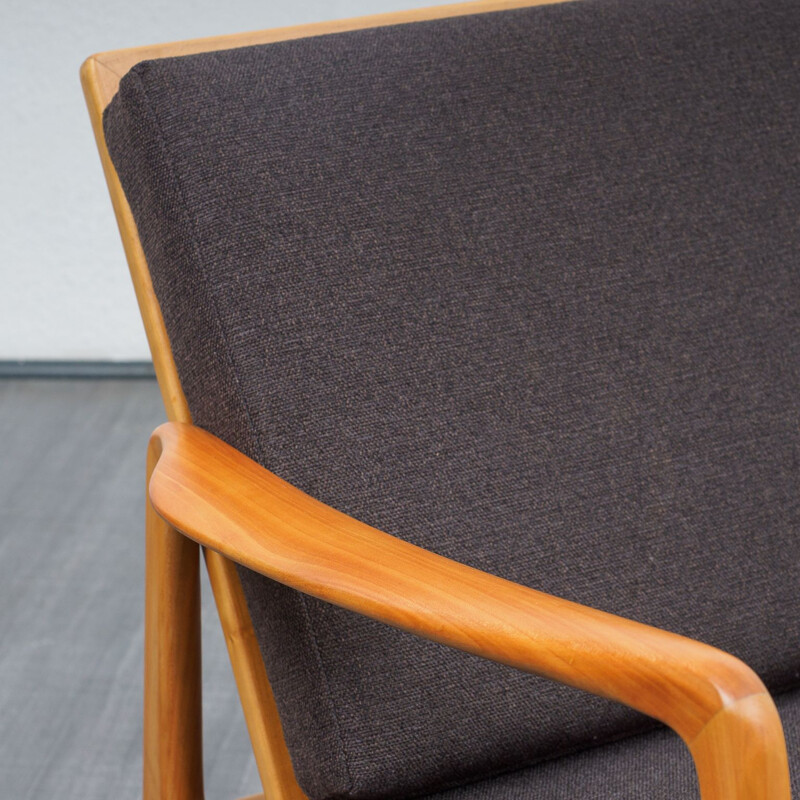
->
(144, 443), (204, 800)
(149, 421), (791, 800)
(80, 55), (190, 418)
(204, 549), (308, 800)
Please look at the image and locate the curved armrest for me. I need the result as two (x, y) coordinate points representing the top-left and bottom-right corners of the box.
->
(148, 422), (790, 800)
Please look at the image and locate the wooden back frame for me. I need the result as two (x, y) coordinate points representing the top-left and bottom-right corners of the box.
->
(80, 3), (564, 799)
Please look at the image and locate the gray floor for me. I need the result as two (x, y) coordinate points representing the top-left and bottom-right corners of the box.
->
(0, 379), (261, 800)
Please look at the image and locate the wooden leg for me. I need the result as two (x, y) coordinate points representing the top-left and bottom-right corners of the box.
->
(689, 692), (791, 800)
(205, 549), (308, 800)
(144, 439), (205, 800)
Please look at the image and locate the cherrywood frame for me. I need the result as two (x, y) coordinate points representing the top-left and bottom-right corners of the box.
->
(80, 3), (792, 800)
(150, 422), (791, 800)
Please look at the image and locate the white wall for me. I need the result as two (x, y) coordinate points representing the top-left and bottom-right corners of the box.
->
(0, 0), (455, 361)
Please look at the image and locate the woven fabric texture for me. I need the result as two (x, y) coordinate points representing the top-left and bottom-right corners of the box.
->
(104, 0), (800, 797)
(425, 686), (800, 800)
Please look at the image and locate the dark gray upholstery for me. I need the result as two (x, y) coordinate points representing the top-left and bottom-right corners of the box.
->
(426, 687), (800, 800)
(103, 0), (800, 797)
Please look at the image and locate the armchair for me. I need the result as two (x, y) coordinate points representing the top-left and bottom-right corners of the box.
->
(81, 1), (800, 798)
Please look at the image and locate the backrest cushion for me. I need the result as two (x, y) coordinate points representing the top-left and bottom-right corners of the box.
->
(104, 0), (800, 797)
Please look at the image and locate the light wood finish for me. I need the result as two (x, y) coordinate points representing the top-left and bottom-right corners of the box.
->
(149, 421), (791, 800)
(80, 3), (568, 799)
(691, 693), (792, 800)
(80, 55), (189, 417)
(204, 549), (307, 800)
(144, 443), (204, 800)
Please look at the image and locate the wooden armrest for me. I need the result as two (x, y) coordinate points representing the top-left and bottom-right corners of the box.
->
(148, 422), (790, 800)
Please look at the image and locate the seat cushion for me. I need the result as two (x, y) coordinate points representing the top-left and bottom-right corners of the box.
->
(104, 0), (800, 798)
(425, 687), (800, 800)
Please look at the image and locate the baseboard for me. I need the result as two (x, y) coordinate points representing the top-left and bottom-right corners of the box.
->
(0, 360), (156, 379)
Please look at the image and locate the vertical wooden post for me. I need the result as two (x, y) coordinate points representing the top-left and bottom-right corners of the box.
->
(144, 439), (205, 800)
